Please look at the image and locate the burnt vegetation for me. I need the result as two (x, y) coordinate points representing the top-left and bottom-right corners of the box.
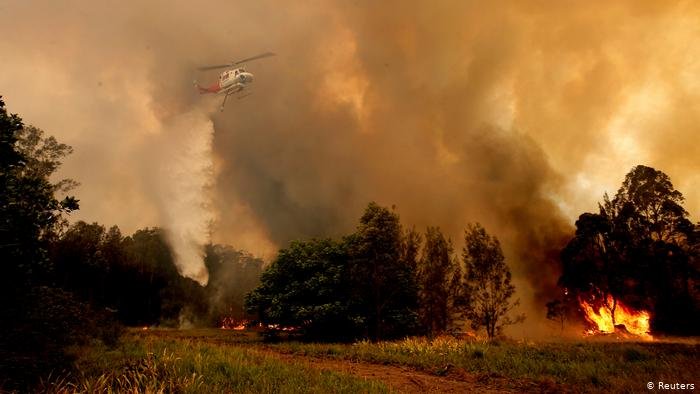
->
(1, 96), (699, 391)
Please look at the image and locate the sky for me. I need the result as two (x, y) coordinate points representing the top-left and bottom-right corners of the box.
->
(2, 0), (699, 335)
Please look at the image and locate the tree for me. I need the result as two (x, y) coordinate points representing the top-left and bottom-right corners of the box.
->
(447, 256), (466, 328)
(0, 100), (78, 289)
(246, 202), (422, 341)
(462, 223), (523, 339)
(51, 221), (109, 303)
(0, 96), (79, 299)
(14, 125), (79, 196)
(559, 212), (624, 325)
(205, 244), (264, 325)
(346, 202), (419, 340)
(120, 227), (205, 325)
(417, 226), (459, 336)
(400, 227), (421, 284)
(608, 165), (691, 244)
(0, 97), (85, 389)
(545, 299), (568, 334)
(0, 96), (23, 174)
(558, 165), (699, 334)
(246, 238), (359, 340)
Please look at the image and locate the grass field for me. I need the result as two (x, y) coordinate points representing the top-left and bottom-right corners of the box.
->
(270, 335), (700, 392)
(42, 329), (699, 393)
(39, 330), (389, 393)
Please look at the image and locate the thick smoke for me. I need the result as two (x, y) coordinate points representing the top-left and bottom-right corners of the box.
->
(2, 1), (700, 334)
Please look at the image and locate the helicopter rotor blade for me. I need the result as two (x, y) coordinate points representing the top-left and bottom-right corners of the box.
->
(197, 64), (233, 71)
(233, 52), (276, 65)
(198, 52), (275, 71)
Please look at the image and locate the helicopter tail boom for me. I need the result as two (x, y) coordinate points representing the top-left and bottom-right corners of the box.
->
(193, 80), (221, 94)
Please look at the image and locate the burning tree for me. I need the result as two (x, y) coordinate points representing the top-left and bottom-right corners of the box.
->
(462, 223), (524, 339)
(558, 165), (700, 336)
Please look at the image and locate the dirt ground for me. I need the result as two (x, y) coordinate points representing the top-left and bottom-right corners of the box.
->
(247, 347), (548, 393)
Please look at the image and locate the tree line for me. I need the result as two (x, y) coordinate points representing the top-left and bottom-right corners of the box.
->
(245, 169), (700, 340)
(245, 202), (523, 341)
(50, 222), (264, 327)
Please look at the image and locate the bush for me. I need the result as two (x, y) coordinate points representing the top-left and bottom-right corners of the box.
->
(0, 286), (123, 391)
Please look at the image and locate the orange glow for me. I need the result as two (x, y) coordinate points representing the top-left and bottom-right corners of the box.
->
(219, 318), (298, 332)
(220, 317), (248, 330)
(580, 295), (652, 339)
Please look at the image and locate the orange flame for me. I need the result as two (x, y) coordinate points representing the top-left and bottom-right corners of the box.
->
(220, 317), (247, 330)
(219, 317), (300, 332)
(580, 295), (652, 339)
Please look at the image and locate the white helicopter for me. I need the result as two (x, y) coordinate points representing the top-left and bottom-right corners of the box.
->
(194, 52), (275, 111)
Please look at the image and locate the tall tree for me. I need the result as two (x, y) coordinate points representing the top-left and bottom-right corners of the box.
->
(347, 202), (419, 340)
(417, 226), (458, 336)
(462, 223), (523, 339)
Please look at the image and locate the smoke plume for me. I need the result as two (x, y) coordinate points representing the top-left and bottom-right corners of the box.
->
(152, 111), (215, 284)
(2, 1), (700, 333)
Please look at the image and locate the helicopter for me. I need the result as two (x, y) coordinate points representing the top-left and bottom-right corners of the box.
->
(194, 52), (275, 111)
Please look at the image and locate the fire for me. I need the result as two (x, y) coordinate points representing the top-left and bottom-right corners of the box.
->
(580, 295), (652, 339)
(218, 318), (299, 332)
(267, 323), (299, 332)
(220, 317), (247, 330)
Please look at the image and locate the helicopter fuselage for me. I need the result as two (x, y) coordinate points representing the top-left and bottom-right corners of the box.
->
(218, 68), (254, 93)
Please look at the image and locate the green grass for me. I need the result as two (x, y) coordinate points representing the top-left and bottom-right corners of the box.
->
(267, 335), (699, 393)
(39, 331), (389, 393)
